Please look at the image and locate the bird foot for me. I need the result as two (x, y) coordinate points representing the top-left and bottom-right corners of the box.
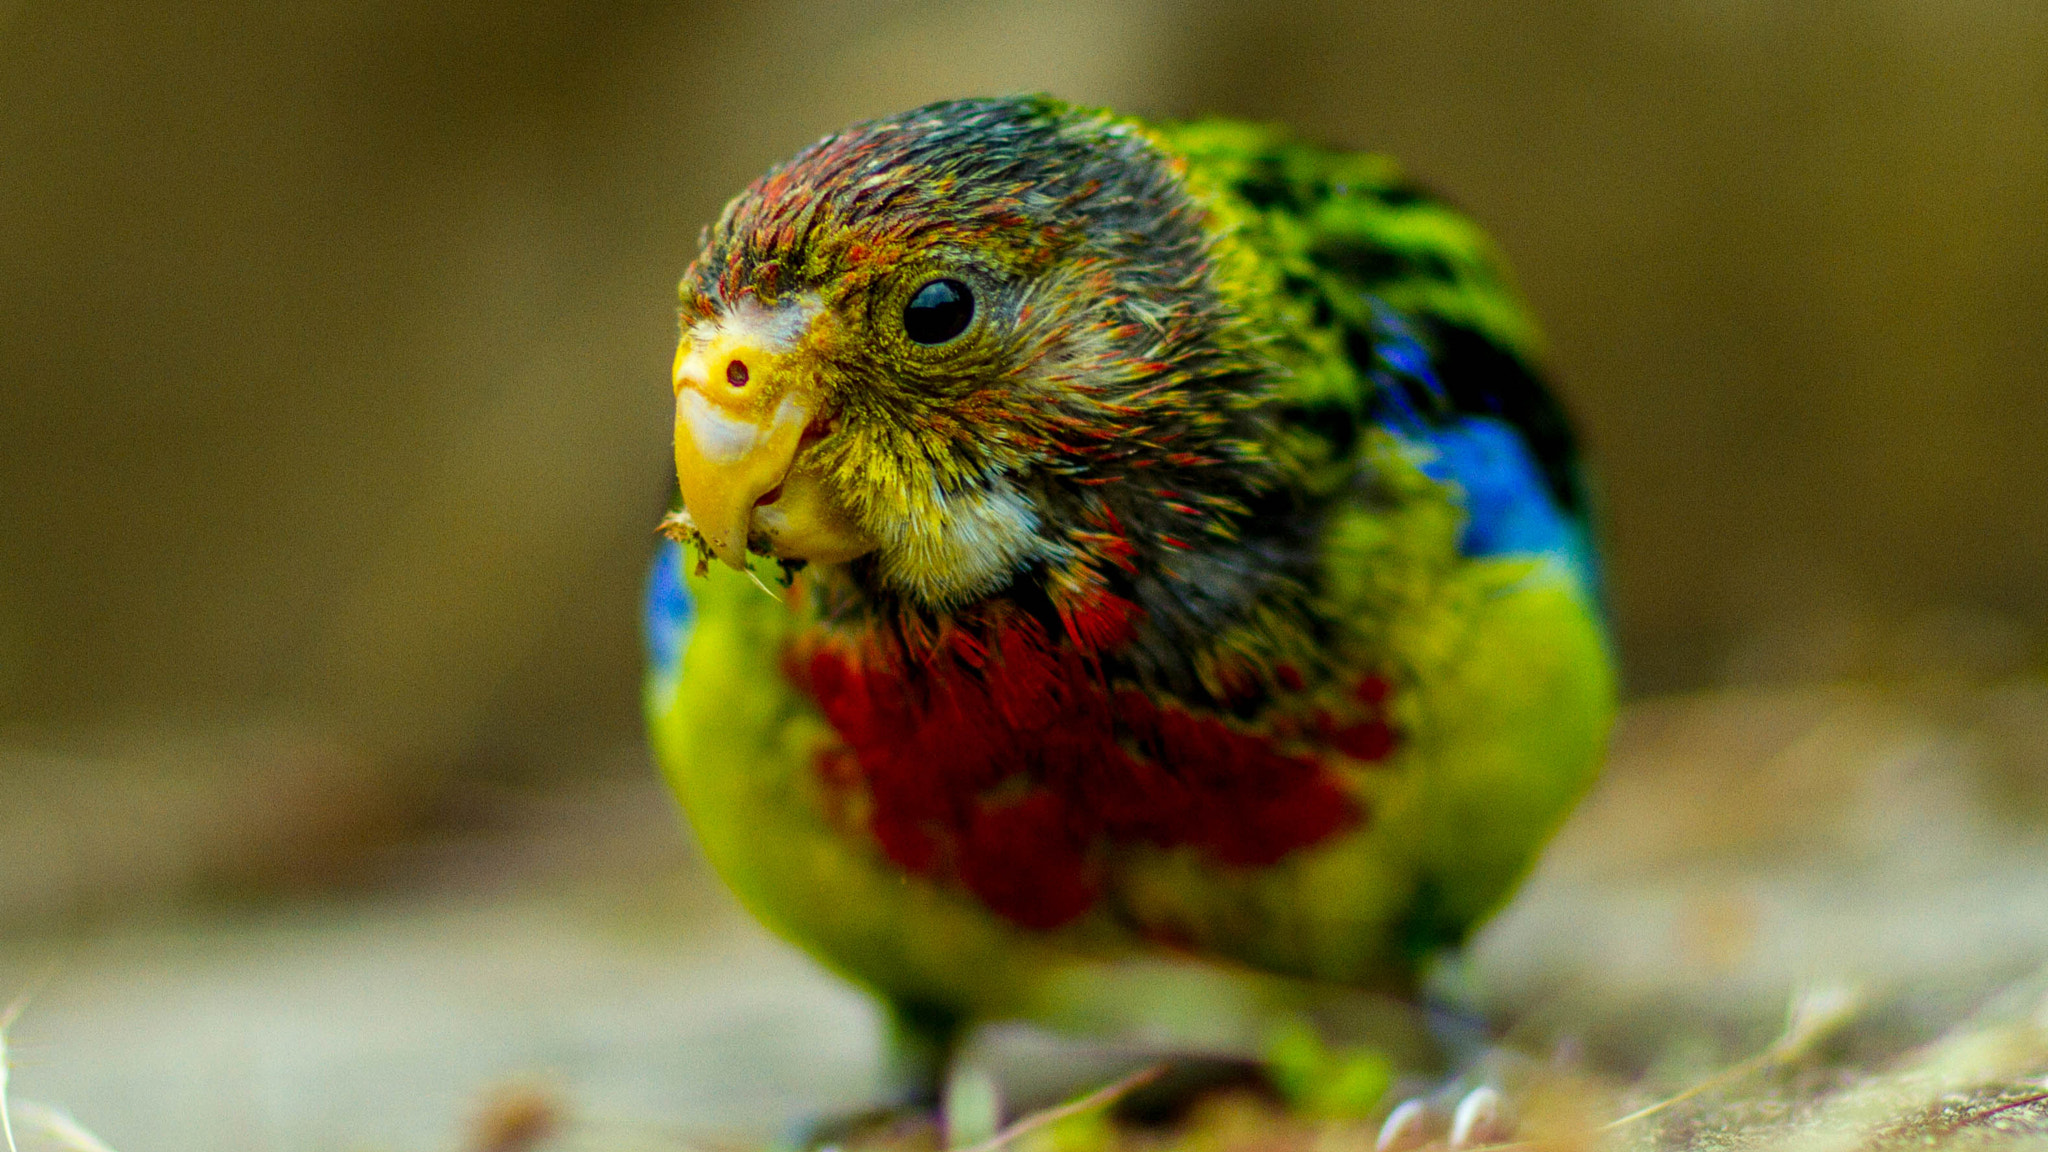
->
(1375, 1084), (1514, 1151)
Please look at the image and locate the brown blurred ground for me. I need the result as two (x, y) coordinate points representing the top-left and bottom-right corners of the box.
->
(5, 676), (2047, 1151)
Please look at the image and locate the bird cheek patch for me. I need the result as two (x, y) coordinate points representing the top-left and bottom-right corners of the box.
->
(875, 477), (1053, 608)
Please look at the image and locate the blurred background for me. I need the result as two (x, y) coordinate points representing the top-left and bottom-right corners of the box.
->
(1, 1), (2045, 1149)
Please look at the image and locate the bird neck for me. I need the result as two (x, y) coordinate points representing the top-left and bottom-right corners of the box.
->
(803, 381), (1331, 713)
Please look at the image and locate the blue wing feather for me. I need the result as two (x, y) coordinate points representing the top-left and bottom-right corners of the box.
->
(1360, 304), (1602, 599)
(644, 539), (695, 688)
(1412, 416), (1600, 594)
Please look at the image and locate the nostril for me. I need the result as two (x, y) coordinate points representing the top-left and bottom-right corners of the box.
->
(726, 359), (749, 387)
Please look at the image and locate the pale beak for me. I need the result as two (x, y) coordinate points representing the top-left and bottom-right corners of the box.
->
(672, 322), (876, 571)
(672, 331), (813, 570)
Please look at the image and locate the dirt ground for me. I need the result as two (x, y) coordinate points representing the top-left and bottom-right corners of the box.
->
(5, 676), (2048, 1151)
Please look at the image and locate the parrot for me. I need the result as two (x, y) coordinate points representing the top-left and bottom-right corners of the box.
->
(643, 95), (1614, 1128)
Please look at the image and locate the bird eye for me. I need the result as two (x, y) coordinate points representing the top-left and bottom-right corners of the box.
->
(902, 279), (974, 345)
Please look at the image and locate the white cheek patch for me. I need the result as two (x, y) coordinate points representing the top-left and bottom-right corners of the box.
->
(880, 477), (1052, 606)
(677, 389), (763, 464)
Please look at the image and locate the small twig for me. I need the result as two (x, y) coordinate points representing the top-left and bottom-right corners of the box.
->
(1600, 982), (1861, 1132)
(1, 1017), (15, 1152)
(1, 971), (54, 1152)
(953, 1064), (1166, 1152)
(12, 1102), (121, 1152)
(743, 564), (783, 601)
(1442, 984), (1867, 1152)
(1595, 1052), (1770, 1132)
(1, 965), (115, 1152)
(1925, 1090), (2048, 1141)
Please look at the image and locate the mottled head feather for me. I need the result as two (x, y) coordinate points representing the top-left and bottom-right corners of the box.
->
(678, 96), (1291, 659)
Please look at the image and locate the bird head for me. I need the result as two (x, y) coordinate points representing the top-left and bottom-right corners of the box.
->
(669, 96), (1272, 613)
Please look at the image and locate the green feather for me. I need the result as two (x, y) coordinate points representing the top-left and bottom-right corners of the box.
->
(648, 95), (1615, 1107)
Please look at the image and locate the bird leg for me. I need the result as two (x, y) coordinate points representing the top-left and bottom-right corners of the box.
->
(776, 1000), (965, 1150)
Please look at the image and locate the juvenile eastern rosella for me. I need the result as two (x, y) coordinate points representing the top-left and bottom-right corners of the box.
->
(645, 96), (1613, 1114)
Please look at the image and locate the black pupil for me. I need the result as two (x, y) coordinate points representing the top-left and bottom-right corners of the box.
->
(903, 279), (974, 345)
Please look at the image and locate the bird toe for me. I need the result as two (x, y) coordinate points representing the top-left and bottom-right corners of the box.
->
(1448, 1085), (1514, 1149)
(1376, 1096), (1443, 1152)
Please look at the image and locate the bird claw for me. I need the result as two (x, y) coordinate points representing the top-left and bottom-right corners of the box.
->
(1376, 1085), (1515, 1151)
(1449, 1085), (1512, 1148)
(1375, 1097), (1437, 1152)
